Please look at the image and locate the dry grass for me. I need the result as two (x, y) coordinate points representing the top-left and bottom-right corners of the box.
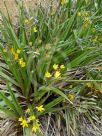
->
(0, 0), (37, 19)
(0, 0), (58, 20)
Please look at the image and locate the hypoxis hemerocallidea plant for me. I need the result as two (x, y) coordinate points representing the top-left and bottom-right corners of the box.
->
(0, 0), (102, 135)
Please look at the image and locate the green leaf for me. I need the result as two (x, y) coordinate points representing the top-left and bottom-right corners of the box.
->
(0, 70), (19, 87)
(0, 105), (17, 118)
(7, 84), (23, 116)
(0, 92), (17, 114)
(45, 96), (64, 109)
(50, 87), (73, 104)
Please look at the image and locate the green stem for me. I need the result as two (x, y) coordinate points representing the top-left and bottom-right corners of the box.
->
(23, 127), (33, 136)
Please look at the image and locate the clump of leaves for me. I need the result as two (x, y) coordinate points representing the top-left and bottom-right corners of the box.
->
(0, 0), (102, 136)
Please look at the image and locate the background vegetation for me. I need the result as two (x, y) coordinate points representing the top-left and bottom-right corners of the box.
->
(0, 0), (102, 135)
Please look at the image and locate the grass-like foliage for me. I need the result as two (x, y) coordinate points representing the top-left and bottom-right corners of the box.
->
(0, 0), (102, 135)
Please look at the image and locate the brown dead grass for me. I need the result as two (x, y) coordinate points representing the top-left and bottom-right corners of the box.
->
(0, 0), (38, 19)
(0, 0), (58, 18)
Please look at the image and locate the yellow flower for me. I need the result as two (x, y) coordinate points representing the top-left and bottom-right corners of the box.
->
(36, 105), (45, 112)
(17, 49), (21, 54)
(60, 64), (65, 69)
(77, 12), (81, 16)
(18, 118), (28, 128)
(19, 58), (26, 68)
(28, 115), (36, 122)
(25, 19), (29, 23)
(45, 72), (52, 78)
(85, 12), (89, 17)
(21, 62), (26, 68)
(68, 94), (75, 102)
(85, 17), (91, 22)
(20, 119), (28, 128)
(35, 119), (39, 123)
(61, 0), (66, 5)
(14, 53), (19, 60)
(86, 83), (92, 88)
(33, 27), (38, 33)
(19, 58), (23, 65)
(25, 108), (30, 113)
(18, 117), (23, 122)
(11, 47), (15, 54)
(32, 124), (39, 133)
(53, 64), (58, 70)
(54, 71), (61, 78)
(83, 17), (91, 28)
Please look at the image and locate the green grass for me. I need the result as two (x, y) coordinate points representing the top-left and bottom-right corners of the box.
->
(0, 0), (102, 135)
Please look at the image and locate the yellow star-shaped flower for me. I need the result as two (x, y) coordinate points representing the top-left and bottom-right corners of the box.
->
(14, 53), (19, 60)
(77, 12), (81, 17)
(45, 72), (52, 78)
(19, 58), (26, 68)
(25, 108), (30, 113)
(11, 47), (15, 54)
(25, 19), (29, 23)
(20, 119), (28, 128)
(18, 117), (23, 122)
(17, 49), (21, 54)
(53, 64), (58, 70)
(33, 27), (38, 33)
(60, 64), (65, 69)
(3, 48), (7, 53)
(68, 94), (75, 102)
(36, 105), (45, 112)
(19, 58), (23, 64)
(54, 71), (61, 78)
(21, 62), (26, 67)
(32, 124), (39, 132)
(28, 115), (36, 122)
(61, 0), (66, 5)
